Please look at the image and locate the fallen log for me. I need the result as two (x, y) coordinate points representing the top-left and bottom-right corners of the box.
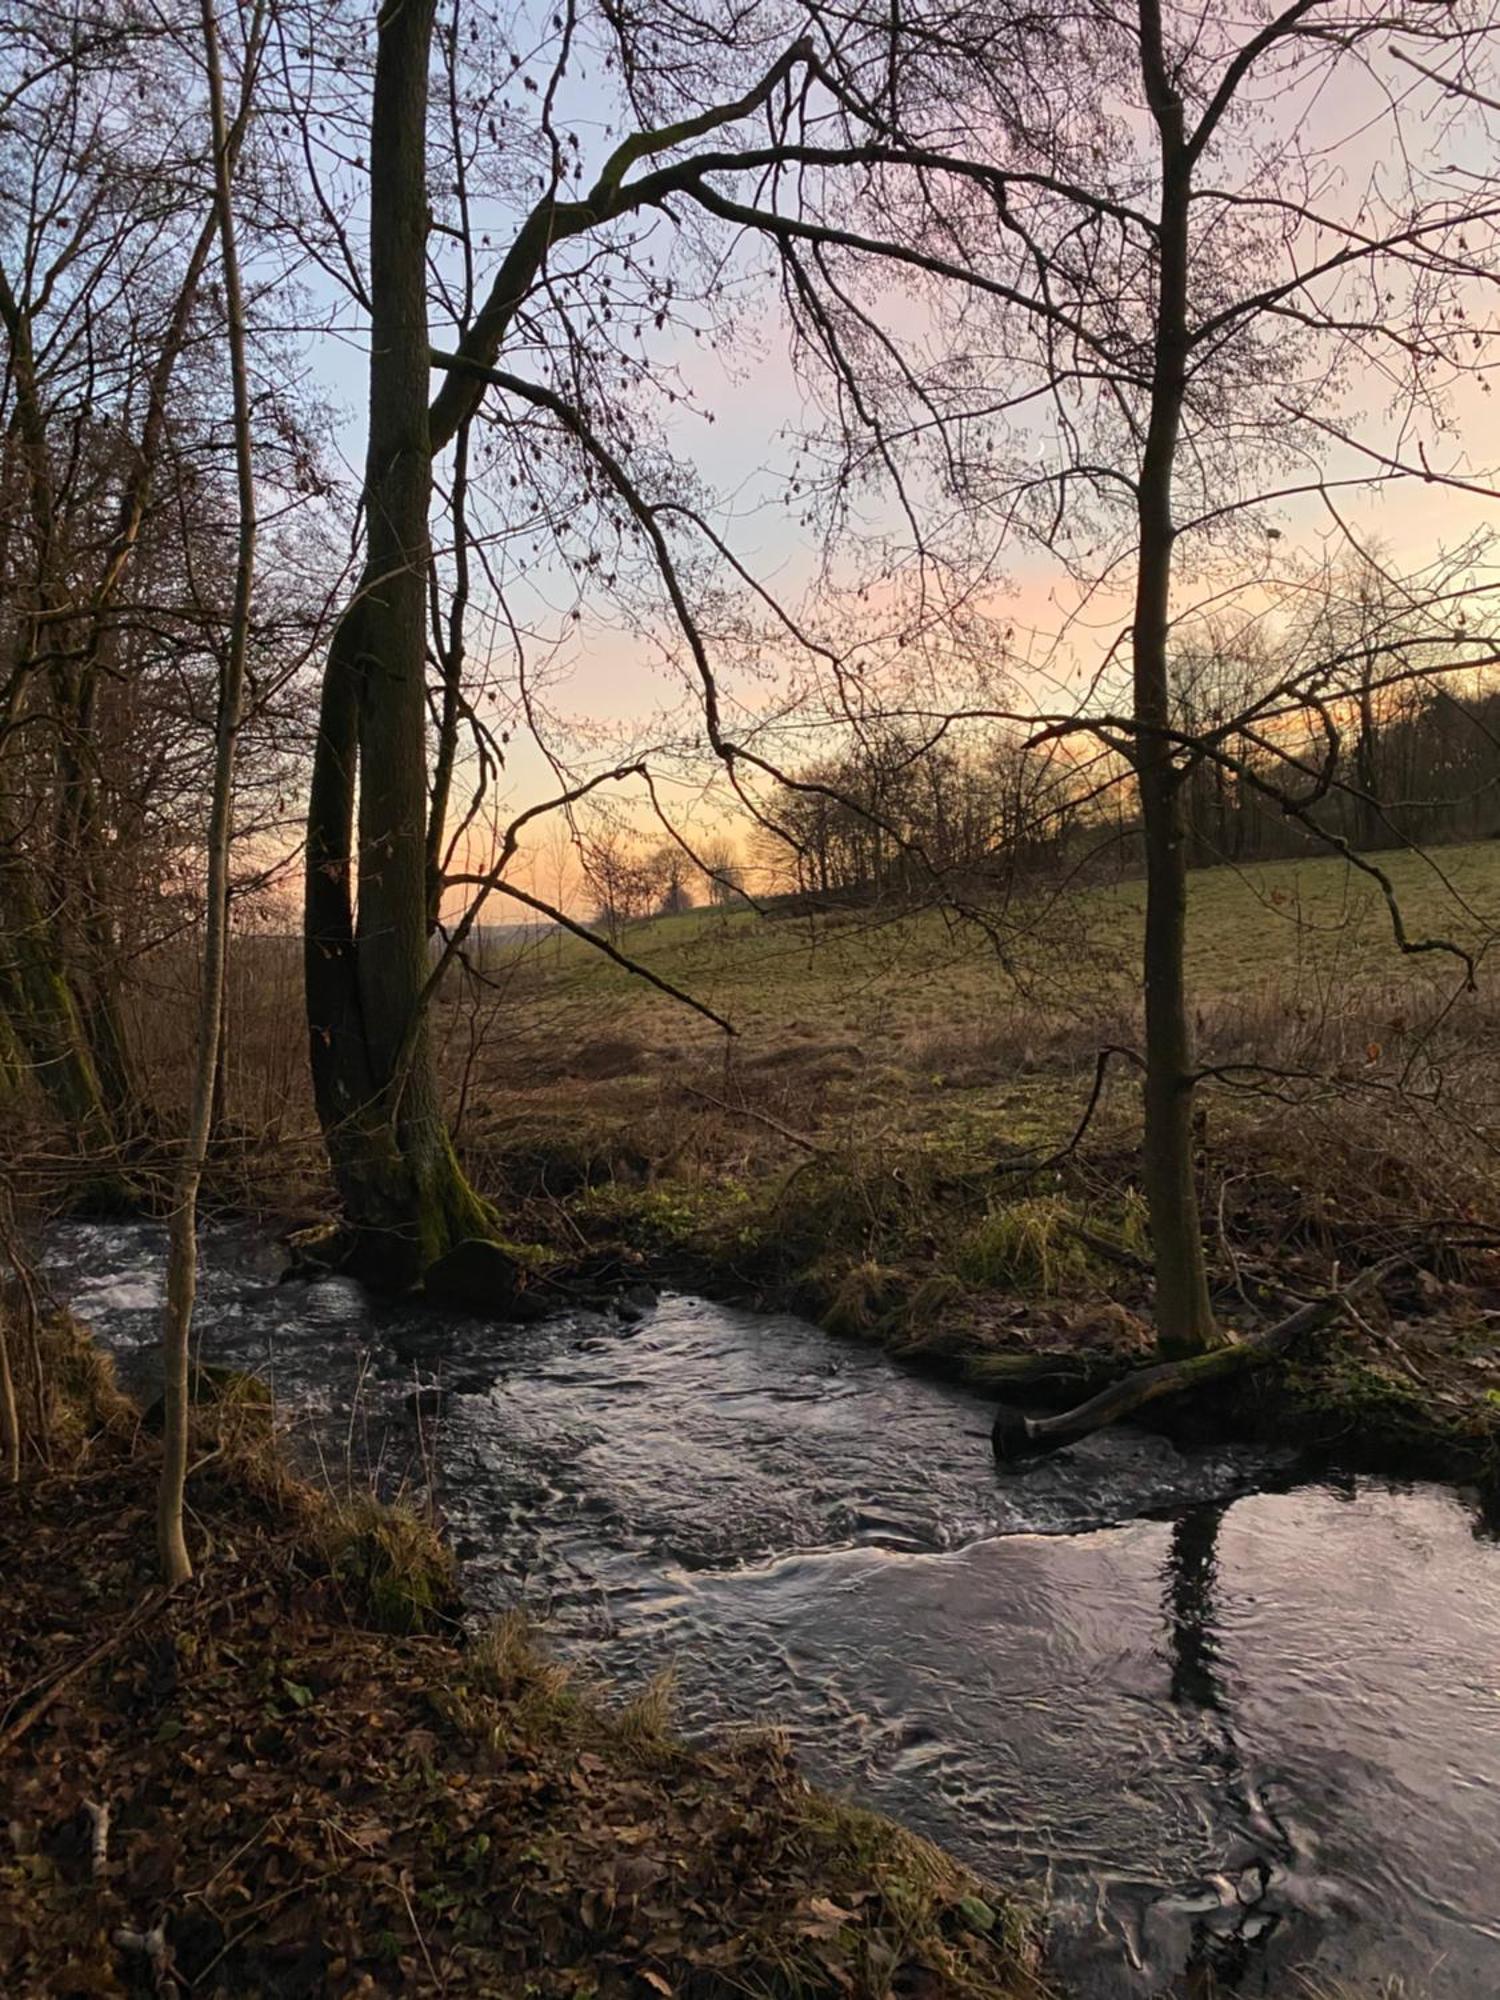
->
(991, 1253), (1410, 1463)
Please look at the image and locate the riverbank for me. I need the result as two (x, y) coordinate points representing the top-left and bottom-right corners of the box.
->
(17, 845), (1500, 1504)
(455, 1102), (1500, 1500)
(0, 1327), (1048, 2000)
(26, 1070), (1500, 1504)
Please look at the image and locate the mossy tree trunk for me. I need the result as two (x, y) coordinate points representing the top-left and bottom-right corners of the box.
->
(303, 0), (501, 1289)
(0, 265), (128, 1155)
(55, 713), (145, 1140)
(0, 866), (114, 1143)
(0, 992), (22, 1101)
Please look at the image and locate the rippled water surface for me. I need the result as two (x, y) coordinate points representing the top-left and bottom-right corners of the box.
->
(46, 1220), (1500, 1998)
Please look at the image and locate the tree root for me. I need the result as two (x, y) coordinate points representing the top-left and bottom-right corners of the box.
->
(992, 1253), (1410, 1463)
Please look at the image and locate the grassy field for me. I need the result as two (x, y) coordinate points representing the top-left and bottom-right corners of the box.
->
(477, 837), (1499, 1050)
(445, 839), (1500, 1165)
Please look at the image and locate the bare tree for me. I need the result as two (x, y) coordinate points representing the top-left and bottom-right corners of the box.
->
(157, 0), (262, 1586)
(699, 838), (747, 908)
(768, 0), (1500, 1356)
(0, 0), (299, 1177)
(652, 845), (697, 917)
(582, 830), (660, 941)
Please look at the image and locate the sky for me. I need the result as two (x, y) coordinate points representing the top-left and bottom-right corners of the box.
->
(285, 3), (1500, 916)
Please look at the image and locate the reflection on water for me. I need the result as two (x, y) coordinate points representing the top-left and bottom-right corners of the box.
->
(1163, 1506), (1284, 1992)
(43, 1220), (1500, 1999)
(1167, 1504), (1225, 1713)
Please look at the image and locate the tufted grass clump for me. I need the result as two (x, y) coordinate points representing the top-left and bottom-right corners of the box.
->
(955, 1196), (1098, 1296)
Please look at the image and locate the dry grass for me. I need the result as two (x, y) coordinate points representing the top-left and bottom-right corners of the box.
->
(428, 843), (1500, 1213)
(390, 845), (1500, 1477)
(27, 840), (1497, 1474)
(96, 841), (1500, 1241)
(461, 838), (1500, 1071)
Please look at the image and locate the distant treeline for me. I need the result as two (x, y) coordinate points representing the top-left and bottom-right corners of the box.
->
(756, 675), (1500, 909)
(1178, 679), (1500, 866)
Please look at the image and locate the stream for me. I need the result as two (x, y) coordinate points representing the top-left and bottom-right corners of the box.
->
(42, 1219), (1500, 1999)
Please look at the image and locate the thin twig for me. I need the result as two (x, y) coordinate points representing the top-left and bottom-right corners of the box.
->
(0, 1585), (172, 1749)
(677, 1083), (828, 1155)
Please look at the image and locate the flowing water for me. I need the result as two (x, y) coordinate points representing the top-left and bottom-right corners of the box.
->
(43, 1220), (1500, 1999)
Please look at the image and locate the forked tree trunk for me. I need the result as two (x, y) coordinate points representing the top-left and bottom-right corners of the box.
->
(1133, 5), (1217, 1358)
(303, 0), (502, 1290)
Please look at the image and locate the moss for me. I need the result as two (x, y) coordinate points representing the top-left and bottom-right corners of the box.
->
(577, 1175), (756, 1246)
(417, 1124), (509, 1269)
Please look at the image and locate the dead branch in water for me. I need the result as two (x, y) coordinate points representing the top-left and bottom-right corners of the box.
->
(992, 1252), (1412, 1462)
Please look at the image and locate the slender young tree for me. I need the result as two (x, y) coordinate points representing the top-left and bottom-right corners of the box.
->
(1127, 0), (1216, 1353)
(158, 0), (261, 1583)
(0, 1304), (18, 1486)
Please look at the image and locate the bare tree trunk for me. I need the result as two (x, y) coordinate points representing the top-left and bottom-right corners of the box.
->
(0, 1304), (19, 1485)
(0, 271), (121, 1155)
(426, 416), (471, 930)
(1132, 0), (1217, 1358)
(158, 0), (258, 1584)
(1355, 674), (1381, 850)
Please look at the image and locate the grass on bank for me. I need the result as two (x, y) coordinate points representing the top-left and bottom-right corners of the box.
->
(0, 1326), (1047, 2000)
